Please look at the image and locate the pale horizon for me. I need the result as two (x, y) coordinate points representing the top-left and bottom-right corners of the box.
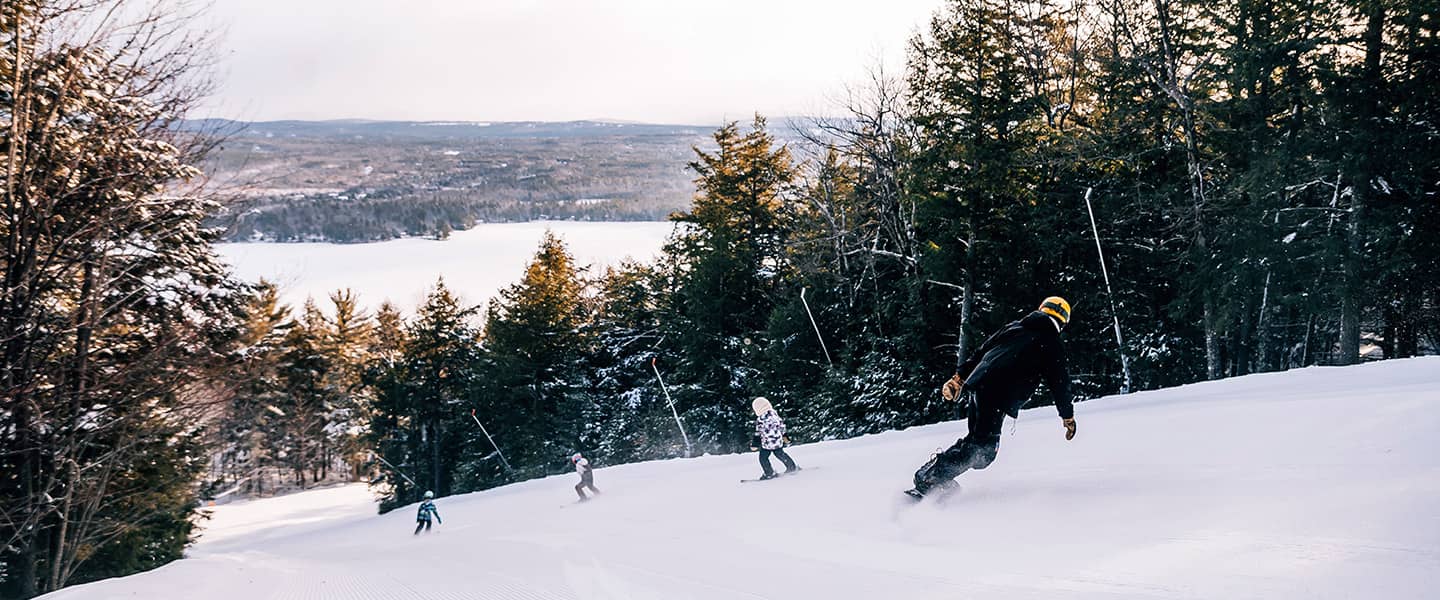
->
(199, 0), (944, 125)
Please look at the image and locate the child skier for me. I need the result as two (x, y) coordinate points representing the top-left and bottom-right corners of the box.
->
(751, 397), (800, 480)
(571, 453), (601, 501)
(414, 490), (441, 535)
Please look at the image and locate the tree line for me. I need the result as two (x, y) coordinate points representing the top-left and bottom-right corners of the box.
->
(3, 0), (1437, 597)
(360, 0), (1440, 508)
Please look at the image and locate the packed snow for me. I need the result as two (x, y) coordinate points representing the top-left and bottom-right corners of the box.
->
(45, 358), (1440, 599)
(216, 221), (674, 312)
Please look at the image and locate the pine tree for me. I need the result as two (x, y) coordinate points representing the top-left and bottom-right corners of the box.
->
(467, 231), (593, 486)
(274, 300), (336, 487)
(366, 281), (480, 511)
(372, 300), (407, 359)
(215, 281), (293, 496)
(665, 116), (796, 452)
(587, 260), (679, 462)
(908, 0), (1088, 390)
(1, 1), (246, 594)
(322, 289), (376, 479)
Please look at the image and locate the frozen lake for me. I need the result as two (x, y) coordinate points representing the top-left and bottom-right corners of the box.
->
(216, 221), (675, 313)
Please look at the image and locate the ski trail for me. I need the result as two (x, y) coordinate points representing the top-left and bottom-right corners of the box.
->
(37, 358), (1440, 600)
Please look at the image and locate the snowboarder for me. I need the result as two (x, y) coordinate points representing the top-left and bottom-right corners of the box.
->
(906, 296), (1077, 500)
(751, 397), (801, 480)
(571, 453), (601, 501)
(414, 490), (441, 534)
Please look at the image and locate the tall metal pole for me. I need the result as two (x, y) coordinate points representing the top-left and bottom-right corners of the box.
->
(1084, 187), (1134, 393)
(469, 409), (513, 473)
(799, 287), (833, 367)
(369, 451), (418, 487)
(650, 357), (692, 457)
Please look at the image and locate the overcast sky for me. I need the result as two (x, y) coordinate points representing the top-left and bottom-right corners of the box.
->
(200, 0), (944, 125)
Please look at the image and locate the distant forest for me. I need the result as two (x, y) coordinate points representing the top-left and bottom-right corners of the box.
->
(201, 120), (719, 242)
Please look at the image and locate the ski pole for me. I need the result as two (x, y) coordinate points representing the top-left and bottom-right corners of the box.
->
(470, 409), (513, 473)
(369, 451), (418, 487)
(1084, 187), (1133, 393)
(650, 356), (693, 458)
(799, 287), (833, 367)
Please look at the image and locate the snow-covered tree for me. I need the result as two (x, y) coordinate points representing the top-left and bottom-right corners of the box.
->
(1, 1), (247, 595)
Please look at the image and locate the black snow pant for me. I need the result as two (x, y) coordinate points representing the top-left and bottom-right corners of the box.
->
(414, 519), (432, 535)
(759, 447), (799, 477)
(575, 470), (600, 500)
(914, 390), (1006, 491)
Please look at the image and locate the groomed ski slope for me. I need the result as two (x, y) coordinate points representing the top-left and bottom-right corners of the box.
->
(46, 358), (1440, 600)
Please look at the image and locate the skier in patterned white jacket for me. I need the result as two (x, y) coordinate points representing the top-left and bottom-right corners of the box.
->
(751, 397), (801, 480)
(570, 453), (601, 501)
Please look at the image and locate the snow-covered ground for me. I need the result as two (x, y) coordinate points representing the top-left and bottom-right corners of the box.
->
(45, 358), (1440, 599)
(216, 221), (675, 312)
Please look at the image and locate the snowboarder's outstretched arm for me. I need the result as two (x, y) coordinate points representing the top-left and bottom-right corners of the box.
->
(1043, 340), (1072, 420)
(433, 506), (441, 524)
(946, 327), (1007, 400)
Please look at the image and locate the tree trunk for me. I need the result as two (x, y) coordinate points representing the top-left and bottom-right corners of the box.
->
(1339, 2), (1385, 365)
(956, 230), (978, 368)
(431, 421), (442, 494)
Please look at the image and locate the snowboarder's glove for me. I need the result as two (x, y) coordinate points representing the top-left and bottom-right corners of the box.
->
(1063, 418), (1076, 441)
(782, 436), (791, 446)
(941, 374), (964, 401)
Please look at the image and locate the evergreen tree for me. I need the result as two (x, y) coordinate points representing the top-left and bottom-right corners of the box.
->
(372, 300), (407, 359)
(908, 0), (1095, 395)
(0, 1), (251, 595)
(665, 116), (796, 452)
(587, 260), (681, 462)
(214, 281), (293, 497)
(274, 300), (337, 487)
(322, 289), (377, 479)
(465, 232), (593, 487)
(366, 281), (480, 511)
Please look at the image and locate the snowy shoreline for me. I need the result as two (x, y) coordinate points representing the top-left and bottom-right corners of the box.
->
(216, 220), (675, 313)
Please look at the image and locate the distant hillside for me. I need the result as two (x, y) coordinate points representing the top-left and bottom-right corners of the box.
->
(187, 118), (718, 140)
(196, 119), (723, 242)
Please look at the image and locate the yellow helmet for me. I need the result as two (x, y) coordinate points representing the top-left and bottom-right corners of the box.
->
(1039, 296), (1071, 326)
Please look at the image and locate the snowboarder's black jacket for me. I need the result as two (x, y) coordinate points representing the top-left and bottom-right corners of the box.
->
(957, 311), (1073, 419)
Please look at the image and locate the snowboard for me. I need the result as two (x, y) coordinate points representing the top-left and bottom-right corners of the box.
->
(740, 467), (814, 483)
(899, 482), (962, 505)
(900, 450), (962, 503)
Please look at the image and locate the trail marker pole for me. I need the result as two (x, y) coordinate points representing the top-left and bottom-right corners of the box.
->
(470, 409), (513, 473)
(1084, 187), (1134, 393)
(369, 451), (418, 487)
(651, 357), (693, 457)
(800, 287), (834, 367)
